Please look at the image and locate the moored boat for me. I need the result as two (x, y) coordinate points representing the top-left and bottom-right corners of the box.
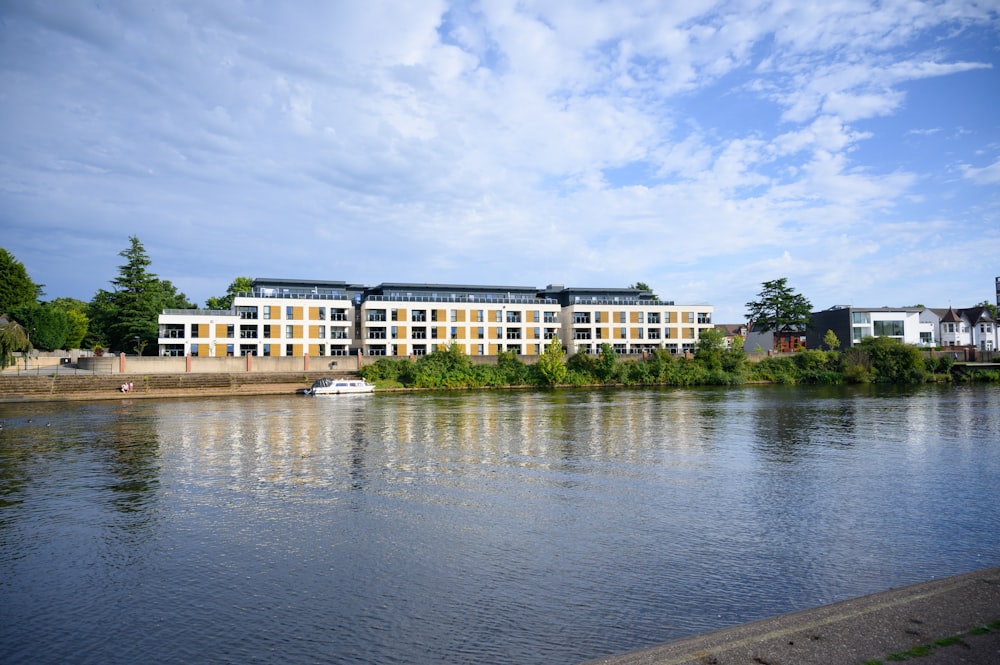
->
(303, 377), (375, 395)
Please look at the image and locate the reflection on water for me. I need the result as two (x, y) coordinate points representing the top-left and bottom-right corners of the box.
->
(1, 385), (999, 665)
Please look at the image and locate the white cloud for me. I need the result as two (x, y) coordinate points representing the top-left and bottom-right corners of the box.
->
(0, 0), (997, 320)
(960, 159), (1000, 185)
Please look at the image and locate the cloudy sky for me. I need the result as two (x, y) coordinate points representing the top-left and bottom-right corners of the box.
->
(2, 1), (998, 322)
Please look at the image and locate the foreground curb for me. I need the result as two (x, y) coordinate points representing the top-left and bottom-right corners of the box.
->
(584, 566), (1000, 665)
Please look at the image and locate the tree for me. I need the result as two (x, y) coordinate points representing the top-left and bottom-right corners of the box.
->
(823, 329), (841, 351)
(745, 278), (813, 348)
(49, 298), (90, 350)
(0, 248), (43, 313)
(88, 236), (194, 354)
(8, 303), (70, 351)
(536, 338), (567, 385)
(206, 276), (254, 310)
(696, 327), (726, 370)
(0, 318), (32, 368)
(630, 281), (659, 301)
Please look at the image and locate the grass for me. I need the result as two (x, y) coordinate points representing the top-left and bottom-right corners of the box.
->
(859, 619), (1000, 664)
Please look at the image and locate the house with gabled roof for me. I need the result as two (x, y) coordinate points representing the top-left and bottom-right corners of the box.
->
(923, 306), (997, 352)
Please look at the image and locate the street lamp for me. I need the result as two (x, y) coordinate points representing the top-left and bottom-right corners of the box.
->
(134, 336), (141, 356)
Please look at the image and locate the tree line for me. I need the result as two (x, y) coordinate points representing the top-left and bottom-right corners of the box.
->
(0, 238), (248, 367)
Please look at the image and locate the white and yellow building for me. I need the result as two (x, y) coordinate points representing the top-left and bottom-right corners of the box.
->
(158, 279), (714, 358)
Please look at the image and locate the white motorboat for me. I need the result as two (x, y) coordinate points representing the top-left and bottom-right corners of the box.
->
(304, 377), (375, 395)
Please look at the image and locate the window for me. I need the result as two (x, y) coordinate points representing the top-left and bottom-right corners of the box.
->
(574, 312), (591, 324)
(478, 326), (485, 339)
(368, 328), (387, 339)
(391, 308), (399, 321)
(698, 312), (711, 324)
(413, 327), (427, 339)
(647, 313), (661, 324)
(412, 310), (426, 322)
(240, 325), (258, 339)
(263, 344), (271, 356)
(263, 326), (272, 339)
(431, 310), (439, 322)
(451, 327), (458, 339)
(432, 328), (439, 339)
(596, 328), (603, 339)
(506, 311), (521, 323)
(506, 329), (521, 339)
(286, 306), (294, 319)
(619, 312), (626, 323)
(317, 307), (326, 321)
(532, 310), (539, 323)
(391, 326), (398, 339)
(238, 306), (258, 320)
(317, 326), (325, 339)
(595, 311), (602, 323)
(495, 326), (502, 338)
(648, 329), (660, 339)
(226, 325), (234, 338)
(451, 309), (457, 322)
(263, 308), (271, 320)
(874, 320), (904, 336)
(495, 310), (503, 322)
(368, 309), (387, 322)
(687, 312), (695, 324)
(543, 312), (557, 323)
(286, 325), (294, 338)
(477, 310), (484, 322)
(638, 312), (644, 324)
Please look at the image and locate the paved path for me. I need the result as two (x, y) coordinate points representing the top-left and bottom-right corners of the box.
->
(584, 566), (1000, 665)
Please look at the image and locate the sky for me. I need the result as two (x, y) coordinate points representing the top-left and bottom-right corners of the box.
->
(2, 1), (999, 323)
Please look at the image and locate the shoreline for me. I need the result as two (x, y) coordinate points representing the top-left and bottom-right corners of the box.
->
(583, 566), (1000, 665)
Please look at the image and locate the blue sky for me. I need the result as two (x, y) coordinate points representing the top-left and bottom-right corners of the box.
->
(2, 1), (998, 323)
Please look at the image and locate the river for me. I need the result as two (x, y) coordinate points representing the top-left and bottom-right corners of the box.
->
(1, 384), (998, 664)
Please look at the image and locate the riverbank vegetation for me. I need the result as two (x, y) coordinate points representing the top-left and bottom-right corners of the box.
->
(360, 336), (994, 390)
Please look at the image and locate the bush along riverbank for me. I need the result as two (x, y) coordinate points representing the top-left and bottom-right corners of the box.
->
(359, 337), (999, 390)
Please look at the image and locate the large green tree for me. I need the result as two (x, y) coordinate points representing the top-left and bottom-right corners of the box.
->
(88, 236), (194, 354)
(0, 248), (43, 313)
(49, 297), (90, 350)
(8, 303), (70, 351)
(206, 276), (254, 310)
(745, 278), (813, 337)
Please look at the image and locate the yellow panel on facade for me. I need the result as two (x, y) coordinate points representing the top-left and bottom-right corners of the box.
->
(630, 311), (640, 323)
(436, 309), (446, 323)
(397, 308), (407, 321)
(292, 306), (303, 320)
(489, 326), (498, 339)
(630, 327), (642, 338)
(291, 325), (303, 338)
(455, 309), (466, 322)
(685, 327), (695, 339)
(309, 307), (320, 319)
(435, 326), (445, 339)
(309, 325), (321, 337)
(308, 344), (321, 356)
(489, 343), (500, 354)
(269, 306), (279, 320)
(215, 324), (227, 338)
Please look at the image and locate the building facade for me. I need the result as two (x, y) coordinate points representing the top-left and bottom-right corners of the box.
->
(806, 306), (925, 349)
(158, 279), (715, 358)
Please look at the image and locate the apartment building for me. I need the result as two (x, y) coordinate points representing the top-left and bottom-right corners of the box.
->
(158, 279), (715, 358)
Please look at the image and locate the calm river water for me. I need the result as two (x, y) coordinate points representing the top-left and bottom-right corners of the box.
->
(2, 385), (999, 664)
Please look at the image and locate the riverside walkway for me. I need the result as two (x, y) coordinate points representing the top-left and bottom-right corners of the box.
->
(585, 566), (1000, 665)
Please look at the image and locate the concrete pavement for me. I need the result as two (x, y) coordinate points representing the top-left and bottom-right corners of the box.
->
(584, 566), (1000, 665)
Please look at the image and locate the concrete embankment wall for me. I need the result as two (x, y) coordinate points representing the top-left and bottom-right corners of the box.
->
(0, 371), (343, 403)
